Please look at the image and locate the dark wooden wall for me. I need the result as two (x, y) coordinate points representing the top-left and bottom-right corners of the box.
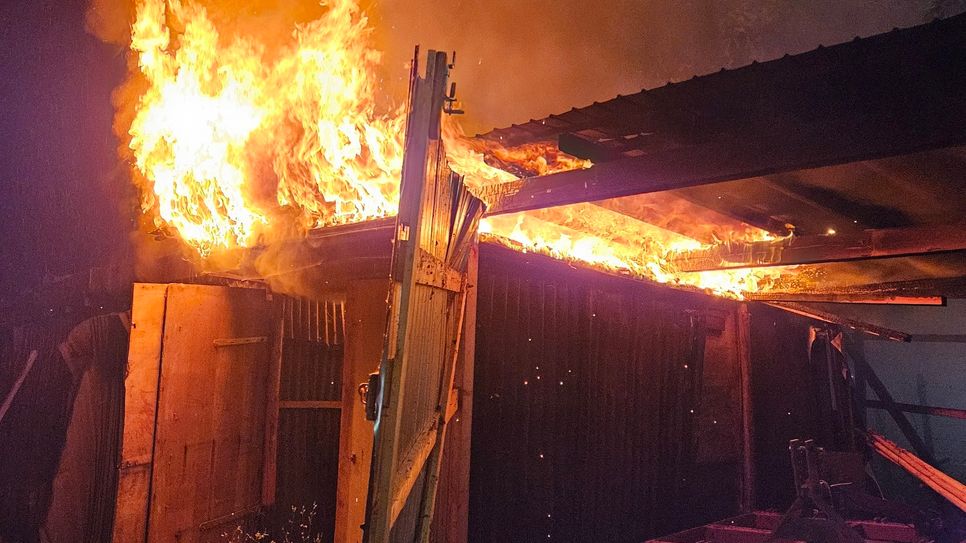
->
(748, 304), (856, 510)
(469, 245), (744, 543)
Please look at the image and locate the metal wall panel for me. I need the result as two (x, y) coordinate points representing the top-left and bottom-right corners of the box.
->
(274, 409), (341, 543)
(272, 294), (345, 542)
(470, 245), (743, 543)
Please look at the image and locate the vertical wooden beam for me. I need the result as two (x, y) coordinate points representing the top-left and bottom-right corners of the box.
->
(736, 304), (756, 513)
(334, 280), (390, 543)
(112, 284), (168, 543)
(428, 245), (479, 543)
(261, 307), (284, 506)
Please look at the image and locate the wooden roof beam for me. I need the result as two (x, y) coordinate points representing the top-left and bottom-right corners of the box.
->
(745, 293), (946, 306)
(765, 302), (911, 342)
(668, 223), (966, 272)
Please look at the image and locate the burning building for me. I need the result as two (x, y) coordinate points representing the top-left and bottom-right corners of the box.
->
(1, 3), (965, 543)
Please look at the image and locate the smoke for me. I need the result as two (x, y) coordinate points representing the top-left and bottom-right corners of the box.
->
(368, 0), (947, 135)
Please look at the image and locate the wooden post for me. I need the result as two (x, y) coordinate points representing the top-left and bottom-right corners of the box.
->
(334, 279), (390, 543)
(427, 244), (479, 543)
(736, 304), (756, 513)
(261, 307), (285, 506)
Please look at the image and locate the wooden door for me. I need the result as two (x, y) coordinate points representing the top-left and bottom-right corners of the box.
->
(115, 283), (275, 543)
(363, 50), (484, 543)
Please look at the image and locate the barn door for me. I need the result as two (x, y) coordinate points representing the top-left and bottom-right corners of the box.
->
(363, 50), (484, 543)
(115, 284), (276, 543)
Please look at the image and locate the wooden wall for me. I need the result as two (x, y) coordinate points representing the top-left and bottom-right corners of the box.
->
(469, 245), (744, 543)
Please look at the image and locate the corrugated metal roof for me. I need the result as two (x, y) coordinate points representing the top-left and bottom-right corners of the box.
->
(477, 13), (966, 150)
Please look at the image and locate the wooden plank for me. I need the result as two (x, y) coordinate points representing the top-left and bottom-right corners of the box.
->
(746, 293), (945, 306)
(765, 302), (911, 342)
(112, 283), (168, 543)
(669, 223), (966, 272)
(443, 388), (460, 424)
(279, 400), (342, 409)
(868, 431), (966, 512)
(479, 115), (966, 216)
(213, 336), (268, 347)
(388, 424), (439, 525)
(414, 247), (464, 293)
(145, 285), (273, 542)
(866, 400), (966, 421)
(737, 304), (756, 513)
(261, 314), (284, 507)
(334, 279), (389, 543)
(866, 334), (966, 343)
(429, 244), (479, 543)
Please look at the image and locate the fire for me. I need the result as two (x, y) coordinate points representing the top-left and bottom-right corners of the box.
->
(121, 0), (794, 298)
(442, 117), (592, 189)
(478, 206), (793, 299)
(128, 0), (403, 255)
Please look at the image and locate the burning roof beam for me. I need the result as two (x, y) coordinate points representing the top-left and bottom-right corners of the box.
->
(668, 223), (966, 272)
(745, 293), (945, 306)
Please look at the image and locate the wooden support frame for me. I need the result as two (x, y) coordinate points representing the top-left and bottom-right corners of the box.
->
(847, 339), (937, 465)
(765, 302), (911, 342)
(668, 223), (966, 272)
(868, 431), (966, 512)
(866, 400), (966, 421)
(736, 304), (756, 513)
(746, 293), (946, 306)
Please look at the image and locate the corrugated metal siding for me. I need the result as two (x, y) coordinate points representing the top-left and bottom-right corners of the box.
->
(275, 409), (341, 542)
(470, 245), (742, 543)
(395, 286), (451, 467)
(272, 295), (345, 542)
(0, 318), (93, 542)
(279, 339), (343, 402)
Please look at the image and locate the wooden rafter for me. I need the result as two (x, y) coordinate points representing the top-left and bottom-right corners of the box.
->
(668, 223), (966, 272)
(746, 293), (946, 306)
(765, 302), (911, 342)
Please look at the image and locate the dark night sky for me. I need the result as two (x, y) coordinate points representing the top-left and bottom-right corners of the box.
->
(1, 0), (961, 301)
(0, 0), (129, 300)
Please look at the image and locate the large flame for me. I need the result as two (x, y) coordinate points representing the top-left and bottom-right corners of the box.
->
(123, 0), (796, 298)
(129, 0), (403, 255)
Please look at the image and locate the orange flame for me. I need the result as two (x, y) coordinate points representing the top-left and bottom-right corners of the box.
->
(124, 0), (795, 298)
(129, 0), (403, 255)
